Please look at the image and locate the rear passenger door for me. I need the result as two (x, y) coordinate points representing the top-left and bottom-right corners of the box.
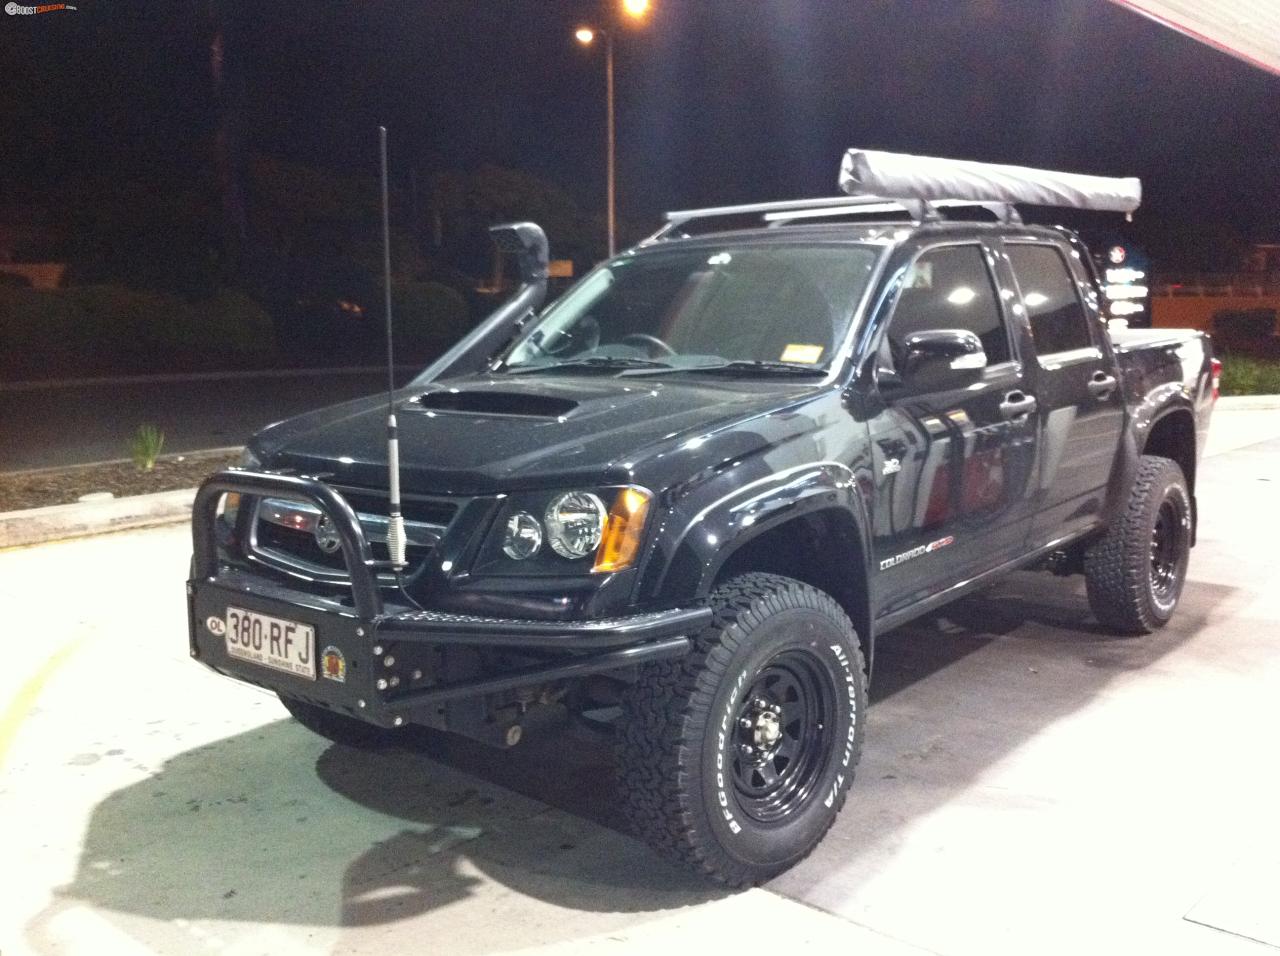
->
(867, 241), (1040, 619)
(1005, 240), (1126, 546)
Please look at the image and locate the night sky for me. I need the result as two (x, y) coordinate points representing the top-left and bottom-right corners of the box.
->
(4, 0), (1280, 258)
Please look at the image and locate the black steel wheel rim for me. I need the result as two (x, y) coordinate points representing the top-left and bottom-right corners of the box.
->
(1150, 497), (1186, 605)
(730, 649), (837, 824)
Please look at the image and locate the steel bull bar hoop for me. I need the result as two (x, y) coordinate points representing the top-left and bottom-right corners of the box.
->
(191, 469), (709, 724)
(192, 469), (384, 620)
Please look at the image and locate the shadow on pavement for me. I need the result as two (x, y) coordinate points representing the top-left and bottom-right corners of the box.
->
(47, 570), (1233, 941)
(45, 717), (719, 942)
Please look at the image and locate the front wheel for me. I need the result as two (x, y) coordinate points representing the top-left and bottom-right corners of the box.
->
(1084, 455), (1192, 634)
(617, 573), (866, 886)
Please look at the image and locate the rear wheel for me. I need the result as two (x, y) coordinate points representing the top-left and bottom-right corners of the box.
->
(1084, 455), (1192, 634)
(617, 573), (866, 886)
(278, 694), (403, 750)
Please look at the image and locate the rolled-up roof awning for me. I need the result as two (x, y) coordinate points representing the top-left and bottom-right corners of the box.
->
(1111, 1), (1280, 77)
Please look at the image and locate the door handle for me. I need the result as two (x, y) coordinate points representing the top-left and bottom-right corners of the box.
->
(1088, 372), (1118, 398)
(999, 390), (1037, 420)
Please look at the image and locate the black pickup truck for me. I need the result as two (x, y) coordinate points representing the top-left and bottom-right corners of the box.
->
(188, 172), (1217, 886)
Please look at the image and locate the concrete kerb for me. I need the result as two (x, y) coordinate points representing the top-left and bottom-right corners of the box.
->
(1, 397), (1275, 550)
(0, 488), (197, 549)
(1215, 394), (1280, 411)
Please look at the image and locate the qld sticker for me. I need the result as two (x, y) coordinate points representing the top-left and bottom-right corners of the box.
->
(321, 646), (346, 682)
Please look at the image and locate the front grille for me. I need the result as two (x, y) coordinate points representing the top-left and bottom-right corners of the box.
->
(246, 486), (459, 585)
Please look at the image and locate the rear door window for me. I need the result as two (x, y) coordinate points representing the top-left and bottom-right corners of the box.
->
(1007, 244), (1095, 355)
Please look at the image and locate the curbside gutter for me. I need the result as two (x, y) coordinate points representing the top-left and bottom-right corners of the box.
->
(0, 488), (196, 549)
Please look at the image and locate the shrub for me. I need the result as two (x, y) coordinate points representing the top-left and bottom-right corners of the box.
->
(180, 290), (277, 354)
(1219, 357), (1280, 396)
(66, 284), (188, 352)
(391, 281), (470, 351)
(0, 284), (283, 378)
(0, 287), (92, 375)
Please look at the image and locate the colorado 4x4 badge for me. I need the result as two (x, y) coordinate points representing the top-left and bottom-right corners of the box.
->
(321, 646), (346, 682)
(879, 534), (955, 571)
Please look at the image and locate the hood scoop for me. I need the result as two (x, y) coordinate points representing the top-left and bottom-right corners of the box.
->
(413, 389), (578, 419)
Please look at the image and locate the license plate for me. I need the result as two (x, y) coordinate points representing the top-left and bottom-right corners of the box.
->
(224, 606), (316, 680)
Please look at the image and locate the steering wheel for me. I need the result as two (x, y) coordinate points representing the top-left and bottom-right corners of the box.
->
(620, 333), (676, 357)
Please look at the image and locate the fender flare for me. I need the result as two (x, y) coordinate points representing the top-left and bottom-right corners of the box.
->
(648, 460), (874, 609)
(1105, 390), (1198, 531)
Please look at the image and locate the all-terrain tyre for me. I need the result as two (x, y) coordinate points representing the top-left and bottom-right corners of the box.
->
(617, 573), (867, 886)
(1084, 455), (1192, 634)
(279, 694), (403, 750)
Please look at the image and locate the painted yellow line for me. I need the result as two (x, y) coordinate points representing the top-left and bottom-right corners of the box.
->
(0, 637), (86, 773)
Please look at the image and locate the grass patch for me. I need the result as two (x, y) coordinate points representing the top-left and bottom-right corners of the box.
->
(1219, 356), (1280, 396)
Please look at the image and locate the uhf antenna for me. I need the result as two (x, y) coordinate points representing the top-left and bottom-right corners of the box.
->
(379, 125), (407, 569)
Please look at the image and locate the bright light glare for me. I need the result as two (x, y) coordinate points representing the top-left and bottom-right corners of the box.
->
(1110, 301), (1144, 316)
(707, 252), (731, 265)
(1106, 267), (1146, 283)
(1106, 284), (1149, 300)
(622, 0), (650, 18)
(946, 286), (976, 306)
(1024, 292), (1048, 308)
(575, 27), (595, 44)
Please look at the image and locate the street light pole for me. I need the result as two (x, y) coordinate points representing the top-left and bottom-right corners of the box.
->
(577, 2), (649, 259)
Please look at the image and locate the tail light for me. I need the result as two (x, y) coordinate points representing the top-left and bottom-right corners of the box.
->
(1210, 357), (1222, 402)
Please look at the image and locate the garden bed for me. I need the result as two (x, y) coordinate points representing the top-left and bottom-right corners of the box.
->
(1220, 356), (1280, 396)
(0, 449), (239, 512)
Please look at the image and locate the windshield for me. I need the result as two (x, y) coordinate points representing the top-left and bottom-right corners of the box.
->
(501, 243), (881, 374)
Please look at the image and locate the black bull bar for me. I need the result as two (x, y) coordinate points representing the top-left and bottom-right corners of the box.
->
(189, 470), (707, 726)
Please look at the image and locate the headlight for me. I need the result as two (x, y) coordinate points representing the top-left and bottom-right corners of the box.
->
(544, 491), (608, 559)
(501, 511), (543, 560)
(474, 486), (652, 576)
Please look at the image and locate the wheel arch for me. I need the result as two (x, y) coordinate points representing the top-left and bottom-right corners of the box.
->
(1142, 406), (1198, 493)
(710, 508), (874, 672)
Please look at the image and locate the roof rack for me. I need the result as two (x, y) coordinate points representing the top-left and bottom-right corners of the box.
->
(648, 195), (1018, 244)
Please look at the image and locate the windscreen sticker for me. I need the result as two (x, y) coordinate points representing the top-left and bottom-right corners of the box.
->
(780, 343), (824, 364)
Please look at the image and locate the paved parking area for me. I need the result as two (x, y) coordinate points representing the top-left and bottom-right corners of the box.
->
(2, 411), (1279, 955)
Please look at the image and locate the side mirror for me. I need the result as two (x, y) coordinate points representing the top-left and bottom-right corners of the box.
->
(901, 329), (986, 390)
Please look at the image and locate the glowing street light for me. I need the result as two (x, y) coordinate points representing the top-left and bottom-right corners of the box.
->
(575, 2), (652, 257)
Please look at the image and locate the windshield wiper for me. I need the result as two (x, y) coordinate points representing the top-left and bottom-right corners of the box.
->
(673, 360), (826, 376)
(504, 356), (675, 375)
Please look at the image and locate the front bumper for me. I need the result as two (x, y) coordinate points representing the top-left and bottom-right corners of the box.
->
(189, 470), (707, 728)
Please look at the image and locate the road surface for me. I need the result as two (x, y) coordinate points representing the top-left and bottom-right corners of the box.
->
(1, 370), (400, 471)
